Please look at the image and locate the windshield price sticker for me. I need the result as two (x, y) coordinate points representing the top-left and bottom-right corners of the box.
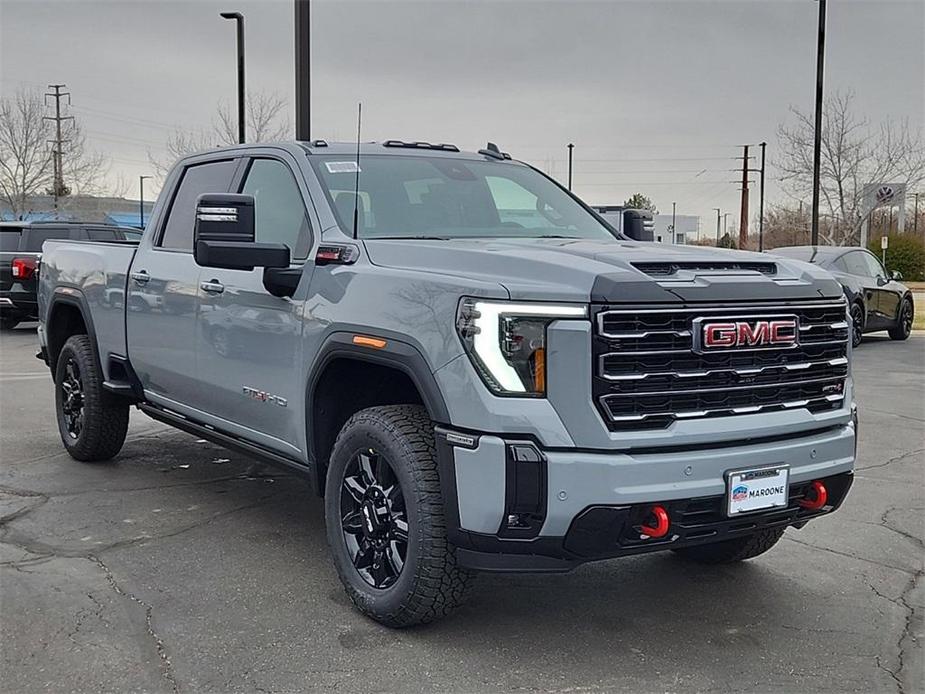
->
(726, 466), (789, 516)
(325, 161), (361, 174)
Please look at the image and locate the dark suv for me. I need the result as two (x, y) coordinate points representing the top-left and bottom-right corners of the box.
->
(1, 222), (139, 330)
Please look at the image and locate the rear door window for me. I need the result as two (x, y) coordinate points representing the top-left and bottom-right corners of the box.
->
(0, 231), (22, 251)
(23, 228), (75, 251)
(159, 159), (237, 251)
(842, 252), (870, 277)
(87, 228), (119, 241)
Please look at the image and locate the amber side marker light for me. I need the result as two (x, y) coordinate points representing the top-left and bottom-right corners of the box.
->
(353, 335), (387, 349)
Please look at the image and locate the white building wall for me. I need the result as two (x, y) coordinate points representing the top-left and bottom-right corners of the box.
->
(653, 214), (700, 244)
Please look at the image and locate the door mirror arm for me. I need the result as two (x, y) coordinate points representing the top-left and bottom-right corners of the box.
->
(263, 267), (302, 298)
(876, 275), (889, 287)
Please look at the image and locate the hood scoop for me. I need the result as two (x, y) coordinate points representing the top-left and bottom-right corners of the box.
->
(632, 261), (777, 277)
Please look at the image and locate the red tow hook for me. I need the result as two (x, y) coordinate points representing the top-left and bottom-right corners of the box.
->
(640, 505), (670, 538)
(799, 480), (828, 511)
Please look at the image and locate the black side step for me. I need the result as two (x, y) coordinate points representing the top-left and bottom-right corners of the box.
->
(137, 403), (314, 483)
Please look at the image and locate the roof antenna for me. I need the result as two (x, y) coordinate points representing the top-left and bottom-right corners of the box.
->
(352, 102), (362, 240)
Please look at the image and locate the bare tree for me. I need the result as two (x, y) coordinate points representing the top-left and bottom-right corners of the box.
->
(150, 91), (290, 177)
(776, 90), (925, 245)
(0, 88), (107, 219)
(1, 89), (108, 217)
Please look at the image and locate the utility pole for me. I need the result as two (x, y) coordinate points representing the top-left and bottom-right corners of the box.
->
(44, 84), (73, 213)
(758, 141), (767, 252)
(567, 143), (574, 191)
(738, 144), (750, 249)
(139, 175), (152, 229)
(220, 12), (246, 144)
(723, 213), (729, 240)
(671, 201), (677, 244)
(713, 207), (721, 245)
(295, 0), (310, 140)
(810, 0), (827, 246)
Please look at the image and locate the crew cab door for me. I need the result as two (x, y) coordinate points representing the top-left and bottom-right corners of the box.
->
(126, 158), (238, 409)
(193, 155), (316, 455)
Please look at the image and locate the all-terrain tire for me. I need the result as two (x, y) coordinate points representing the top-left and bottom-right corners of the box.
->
(54, 334), (129, 462)
(888, 297), (913, 341)
(324, 404), (474, 627)
(672, 527), (785, 564)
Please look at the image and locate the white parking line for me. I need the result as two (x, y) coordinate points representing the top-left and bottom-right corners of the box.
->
(0, 373), (49, 381)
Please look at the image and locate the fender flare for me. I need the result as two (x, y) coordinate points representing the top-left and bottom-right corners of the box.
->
(304, 331), (450, 492)
(45, 289), (101, 373)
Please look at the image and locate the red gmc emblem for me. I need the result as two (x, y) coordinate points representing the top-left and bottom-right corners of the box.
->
(696, 317), (799, 351)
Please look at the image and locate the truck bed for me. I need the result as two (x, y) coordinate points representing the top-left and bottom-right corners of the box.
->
(39, 239), (138, 367)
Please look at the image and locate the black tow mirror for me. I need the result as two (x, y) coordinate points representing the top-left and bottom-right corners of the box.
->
(193, 193), (289, 270)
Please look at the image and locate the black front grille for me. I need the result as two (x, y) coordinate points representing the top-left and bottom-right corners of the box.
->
(593, 301), (849, 430)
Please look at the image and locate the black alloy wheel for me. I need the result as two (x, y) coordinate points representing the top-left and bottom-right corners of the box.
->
(340, 448), (409, 589)
(60, 356), (85, 439)
(889, 298), (914, 341)
(850, 303), (864, 348)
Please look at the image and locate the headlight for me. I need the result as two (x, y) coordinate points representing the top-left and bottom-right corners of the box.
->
(456, 298), (587, 396)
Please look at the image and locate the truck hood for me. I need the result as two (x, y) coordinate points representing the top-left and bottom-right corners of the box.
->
(363, 237), (843, 304)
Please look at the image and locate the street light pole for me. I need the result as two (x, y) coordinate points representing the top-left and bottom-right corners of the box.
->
(567, 143), (574, 191)
(671, 201), (677, 244)
(713, 207), (721, 245)
(220, 11), (246, 144)
(810, 0), (827, 246)
(138, 175), (152, 229)
(295, 0), (310, 140)
(758, 141), (767, 252)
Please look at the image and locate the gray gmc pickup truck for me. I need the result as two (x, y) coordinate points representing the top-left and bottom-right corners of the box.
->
(38, 140), (857, 627)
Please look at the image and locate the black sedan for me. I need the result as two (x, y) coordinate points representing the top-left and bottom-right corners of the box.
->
(771, 245), (914, 347)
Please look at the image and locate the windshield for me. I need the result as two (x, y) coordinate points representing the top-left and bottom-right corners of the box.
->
(311, 154), (618, 241)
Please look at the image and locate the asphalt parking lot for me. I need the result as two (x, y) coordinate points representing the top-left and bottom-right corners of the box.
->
(1, 325), (923, 693)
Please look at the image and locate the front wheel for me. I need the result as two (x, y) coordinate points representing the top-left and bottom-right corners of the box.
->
(672, 527), (785, 564)
(888, 298), (913, 341)
(54, 334), (129, 461)
(850, 302), (864, 348)
(324, 405), (474, 627)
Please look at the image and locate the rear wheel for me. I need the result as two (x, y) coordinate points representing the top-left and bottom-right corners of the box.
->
(850, 302), (864, 348)
(324, 405), (474, 627)
(888, 298), (913, 341)
(54, 334), (129, 462)
(672, 527), (785, 564)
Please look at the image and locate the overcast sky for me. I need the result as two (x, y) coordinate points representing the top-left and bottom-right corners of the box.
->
(2, 0), (923, 232)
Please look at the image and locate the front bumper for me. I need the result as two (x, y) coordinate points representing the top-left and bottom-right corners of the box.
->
(438, 421), (856, 572)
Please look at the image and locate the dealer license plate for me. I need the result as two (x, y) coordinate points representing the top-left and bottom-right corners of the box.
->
(726, 465), (790, 516)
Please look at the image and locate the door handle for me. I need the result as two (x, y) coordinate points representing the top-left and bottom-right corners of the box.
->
(200, 280), (225, 294)
(130, 271), (150, 285)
